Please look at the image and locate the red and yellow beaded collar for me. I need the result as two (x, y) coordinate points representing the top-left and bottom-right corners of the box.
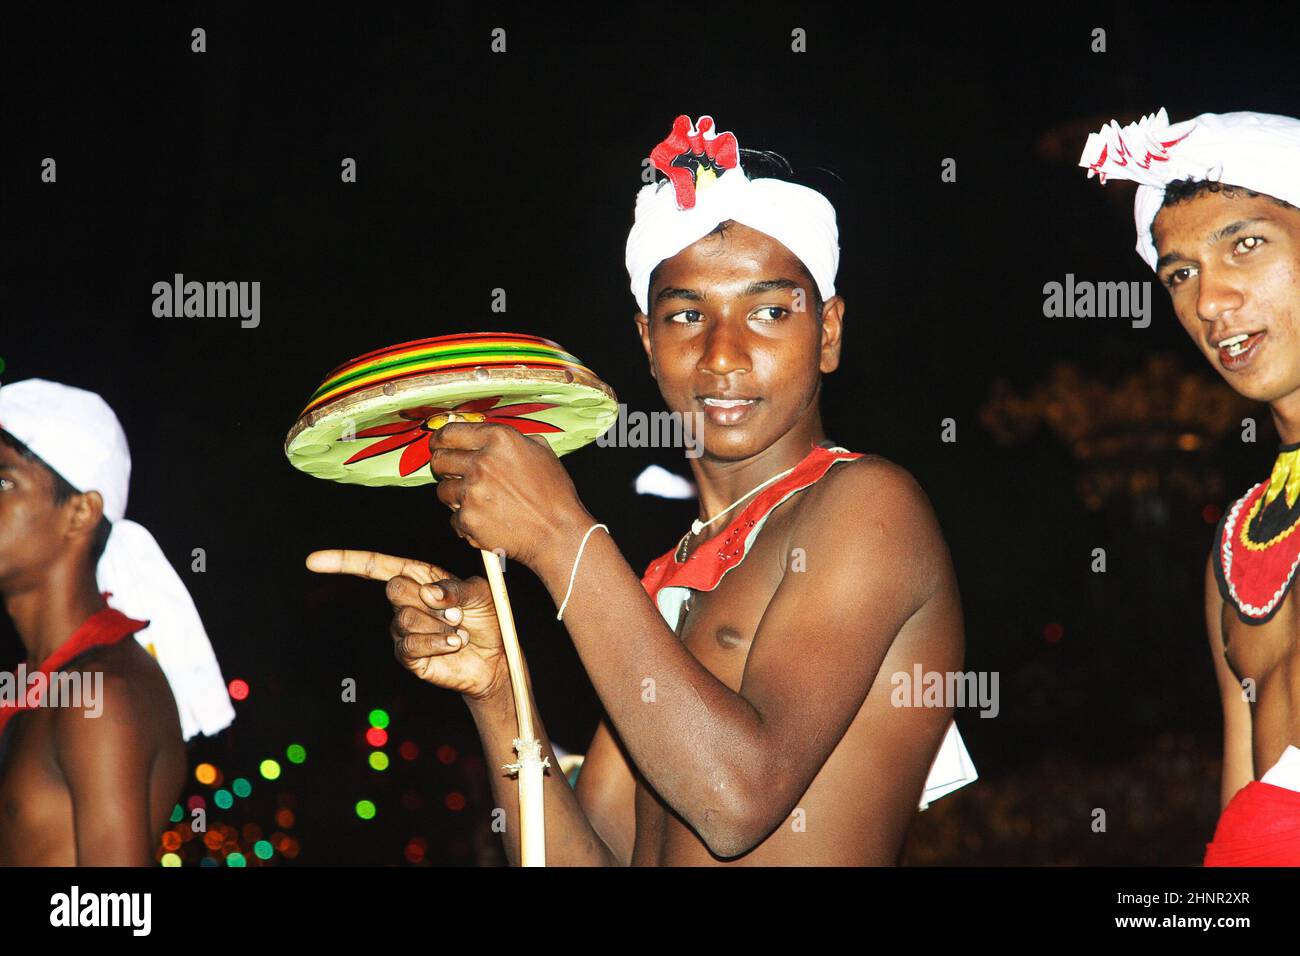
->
(1215, 441), (1300, 623)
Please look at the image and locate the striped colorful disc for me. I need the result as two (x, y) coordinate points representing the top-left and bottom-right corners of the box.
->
(285, 333), (618, 487)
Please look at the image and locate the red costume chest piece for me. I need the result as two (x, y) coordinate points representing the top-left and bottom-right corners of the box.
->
(1216, 459), (1300, 623)
(640, 442), (864, 605)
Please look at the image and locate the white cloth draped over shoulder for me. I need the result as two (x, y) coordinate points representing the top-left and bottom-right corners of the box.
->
(0, 378), (235, 740)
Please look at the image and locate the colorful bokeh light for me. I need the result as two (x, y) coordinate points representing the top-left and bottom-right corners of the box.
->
(404, 837), (427, 864)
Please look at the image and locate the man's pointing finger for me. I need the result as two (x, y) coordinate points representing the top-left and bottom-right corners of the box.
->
(306, 549), (447, 585)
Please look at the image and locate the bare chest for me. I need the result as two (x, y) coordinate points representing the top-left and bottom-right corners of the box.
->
(1222, 588), (1300, 685)
(673, 506), (793, 687)
(632, 506), (796, 863)
(1222, 588), (1300, 771)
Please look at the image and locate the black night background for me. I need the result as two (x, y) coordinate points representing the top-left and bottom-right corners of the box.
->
(4, 3), (1300, 866)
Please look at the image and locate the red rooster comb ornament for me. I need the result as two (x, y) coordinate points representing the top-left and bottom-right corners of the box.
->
(649, 114), (741, 210)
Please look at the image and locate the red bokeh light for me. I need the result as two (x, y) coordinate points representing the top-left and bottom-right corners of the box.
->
(404, 837), (427, 864)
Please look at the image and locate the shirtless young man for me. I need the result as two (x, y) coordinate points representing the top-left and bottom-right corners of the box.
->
(0, 380), (234, 865)
(1081, 109), (1300, 863)
(310, 115), (973, 865)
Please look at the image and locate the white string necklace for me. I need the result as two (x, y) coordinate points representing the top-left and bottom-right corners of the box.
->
(675, 462), (800, 562)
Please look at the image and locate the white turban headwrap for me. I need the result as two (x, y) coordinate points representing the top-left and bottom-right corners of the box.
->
(0, 378), (235, 741)
(1079, 108), (1300, 271)
(625, 116), (839, 315)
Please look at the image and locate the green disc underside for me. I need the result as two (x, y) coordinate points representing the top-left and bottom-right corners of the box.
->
(285, 376), (619, 488)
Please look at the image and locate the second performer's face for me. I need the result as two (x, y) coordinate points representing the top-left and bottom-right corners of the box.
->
(634, 221), (842, 461)
(1153, 191), (1300, 405)
(0, 443), (69, 591)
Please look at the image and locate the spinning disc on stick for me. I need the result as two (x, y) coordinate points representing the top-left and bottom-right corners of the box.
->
(285, 332), (619, 486)
(284, 332), (618, 868)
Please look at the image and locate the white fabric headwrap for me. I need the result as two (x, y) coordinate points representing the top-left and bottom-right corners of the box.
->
(1078, 108), (1300, 271)
(625, 154), (840, 315)
(0, 378), (235, 741)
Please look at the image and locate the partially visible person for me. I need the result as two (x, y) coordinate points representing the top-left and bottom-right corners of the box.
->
(1082, 108), (1300, 865)
(0, 379), (234, 865)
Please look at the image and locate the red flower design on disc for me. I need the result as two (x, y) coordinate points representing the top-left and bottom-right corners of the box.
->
(339, 396), (563, 477)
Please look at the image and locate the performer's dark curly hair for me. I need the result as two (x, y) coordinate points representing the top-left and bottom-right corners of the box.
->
(1160, 177), (1299, 210)
(0, 428), (113, 563)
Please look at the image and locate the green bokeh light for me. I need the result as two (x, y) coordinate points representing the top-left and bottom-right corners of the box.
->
(368, 708), (389, 729)
(233, 777), (252, 798)
(369, 751), (389, 772)
(214, 789), (233, 810)
(226, 852), (247, 867)
(254, 840), (274, 860)
(286, 744), (307, 764)
(355, 799), (376, 820)
(260, 759), (282, 781)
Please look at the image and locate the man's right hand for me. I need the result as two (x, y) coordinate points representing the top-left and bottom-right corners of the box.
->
(306, 549), (511, 702)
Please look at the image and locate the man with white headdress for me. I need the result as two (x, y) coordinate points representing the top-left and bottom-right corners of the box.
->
(1081, 109), (1300, 864)
(309, 114), (976, 865)
(0, 378), (234, 865)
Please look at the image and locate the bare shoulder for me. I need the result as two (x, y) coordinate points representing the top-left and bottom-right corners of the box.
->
(58, 645), (138, 709)
(1204, 545), (1221, 606)
(55, 640), (176, 738)
(1204, 544), (1228, 648)
(793, 454), (952, 597)
(804, 454), (942, 537)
